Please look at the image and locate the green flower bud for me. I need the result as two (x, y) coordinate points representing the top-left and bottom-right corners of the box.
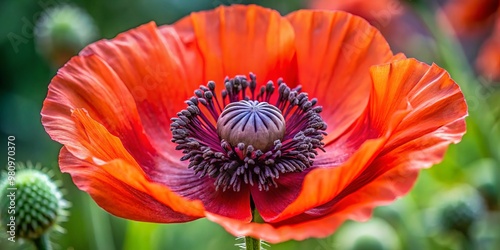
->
(332, 218), (401, 250)
(0, 163), (68, 244)
(466, 159), (499, 210)
(34, 4), (98, 66)
(435, 184), (486, 234)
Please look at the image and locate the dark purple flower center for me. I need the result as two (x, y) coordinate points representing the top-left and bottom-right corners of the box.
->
(170, 73), (327, 192)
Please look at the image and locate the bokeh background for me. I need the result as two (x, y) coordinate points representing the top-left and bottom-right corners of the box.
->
(1, 0), (499, 249)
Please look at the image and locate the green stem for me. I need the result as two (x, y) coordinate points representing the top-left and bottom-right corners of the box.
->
(88, 196), (115, 250)
(33, 234), (52, 250)
(245, 209), (263, 250)
(461, 230), (475, 250)
(245, 236), (260, 250)
(123, 221), (160, 250)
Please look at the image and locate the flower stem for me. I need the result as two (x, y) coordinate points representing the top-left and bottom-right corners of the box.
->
(245, 236), (261, 250)
(88, 196), (115, 250)
(244, 209), (264, 250)
(33, 234), (52, 250)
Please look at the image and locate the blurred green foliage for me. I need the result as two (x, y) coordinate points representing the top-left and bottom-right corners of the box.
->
(1, 0), (499, 249)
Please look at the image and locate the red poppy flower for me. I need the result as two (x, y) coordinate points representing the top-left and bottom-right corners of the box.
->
(476, 31), (500, 81)
(41, 5), (467, 243)
(475, 14), (500, 81)
(439, 0), (500, 37)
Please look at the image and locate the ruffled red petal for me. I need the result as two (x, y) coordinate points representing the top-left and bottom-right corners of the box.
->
(148, 164), (252, 221)
(250, 170), (311, 222)
(286, 10), (394, 142)
(59, 147), (199, 222)
(171, 4), (297, 84)
(80, 22), (200, 158)
(54, 108), (205, 219)
(42, 54), (157, 167)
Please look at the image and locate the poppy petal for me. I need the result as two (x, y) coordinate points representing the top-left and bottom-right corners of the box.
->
(149, 164), (252, 221)
(286, 10), (394, 142)
(58, 108), (205, 218)
(80, 22), (200, 157)
(268, 137), (388, 222)
(368, 59), (467, 147)
(174, 4), (296, 83)
(59, 147), (200, 222)
(250, 170), (310, 222)
(314, 120), (466, 220)
(41, 54), (157, 168)
(205, 209), (353, 243)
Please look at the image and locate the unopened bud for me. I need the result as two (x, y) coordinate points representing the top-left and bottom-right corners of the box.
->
(34, 4), (98, 66)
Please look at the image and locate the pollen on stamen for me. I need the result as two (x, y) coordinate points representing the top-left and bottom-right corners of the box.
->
(170, 73), (327, 192)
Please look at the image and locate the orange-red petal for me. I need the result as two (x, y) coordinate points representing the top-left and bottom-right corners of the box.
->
(41, 54), (157, 167)
(59, 147), (199, 222)
(286, 10), (394, 142)
(368, 59), (467, 149)
(328, 120), (466, 219)
(41, 30), (207, 219)
(148, 164), (252, 221)
(171, 4), (297, 84)
(80, 22), (201, 157)
(56, 108), (205, 218)
(206, 204), (369, 243)
(250, 170), (311, 221)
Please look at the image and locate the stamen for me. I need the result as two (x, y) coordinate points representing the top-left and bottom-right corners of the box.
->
(170, 74), (327, 192)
